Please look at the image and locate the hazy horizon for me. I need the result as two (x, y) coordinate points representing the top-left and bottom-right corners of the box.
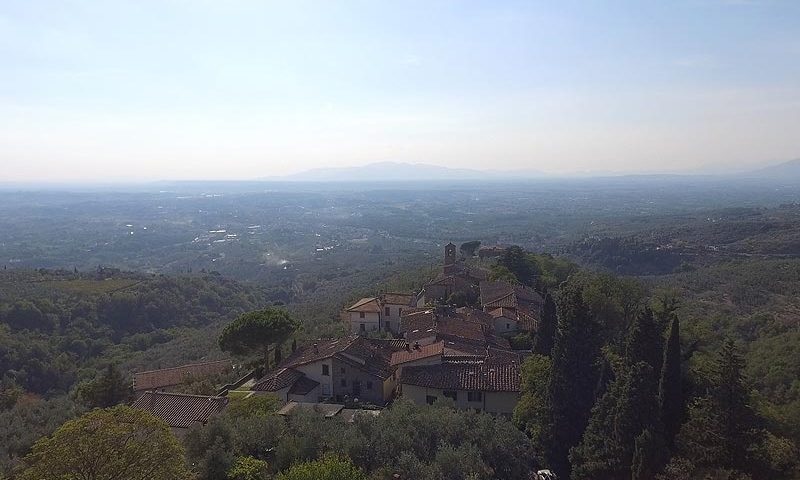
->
(2, 1), (799, 182)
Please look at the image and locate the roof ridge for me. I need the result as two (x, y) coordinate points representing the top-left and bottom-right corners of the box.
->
(134, 359), (230, 375)
(141, 391), (226, 400)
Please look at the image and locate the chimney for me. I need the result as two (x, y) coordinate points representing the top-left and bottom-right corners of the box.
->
(313, 343), (319, 354)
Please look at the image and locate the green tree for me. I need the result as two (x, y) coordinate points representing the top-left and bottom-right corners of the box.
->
(659, 316), (683, 447)
(488, 264), (519, 284)
(226, 394), (281, 419)
(459, 240), (481, 257)
(668, 340), (763, 478)
(17, 405), (189, 480)
(77, 363), (132, 408)
(275, 455), (367, 480)
(540, 280), (603, 478)
(498, 246), (538, 286)
(227, 456), (269, 480)
(219, 308), (299, 370)
(570, 307), (668, 479)
(532, 293), (556, 356)
(513, 354), (552, 444)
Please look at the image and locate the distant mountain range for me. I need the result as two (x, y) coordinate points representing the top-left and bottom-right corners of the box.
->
(264, 159), (800, 183)
(747, 158), (800, 178)
(270, 162), (544, 182)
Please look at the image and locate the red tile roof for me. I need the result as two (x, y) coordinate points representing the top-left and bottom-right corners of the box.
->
(278, 335), (396, 380)
(132, 391), (227, 428)
(133, 360), (232, 391)
(400, 362), (520, 392)
(346, 297), (382, 313)
(381, 292), (415, 305)
(252, 367), (304, 392)
(390, 342), (444, 366)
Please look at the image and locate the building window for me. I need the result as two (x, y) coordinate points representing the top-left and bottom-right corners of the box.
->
(360, 323), (365, 332)
(426, 395), (438, 405)
(359, 312), (365, 318)
(467, 391), (482, 402)
(398, 307), (403, 316)
(366, 380), (373, 390)
(385, 321), (391, 331)
(340, 379), (347, 387)
(506, 323), (510, 330)
(443, 390), (458, 401)
(385, 306), (390, 317)
(322, 364), (329, 376)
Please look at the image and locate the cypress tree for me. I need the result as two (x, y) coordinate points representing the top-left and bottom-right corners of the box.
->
(659, 315), (682, 447)
(532, 293), (557, 356)
(624, 307), (664, 374)
(672, 339), (762, 476)
(541, 281), (603, 478)
(571, 309), (668, 479)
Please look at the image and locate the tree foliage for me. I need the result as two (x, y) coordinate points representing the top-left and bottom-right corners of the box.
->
(540, 279), (603, 478)
(218, 308), (299, 370)
(17, 405), (189, 480)
(275, 455), (367, 480)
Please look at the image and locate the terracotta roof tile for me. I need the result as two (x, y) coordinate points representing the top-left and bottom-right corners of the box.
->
(132, 391), (227, 428)
(390, 342), (444, 366)
(400, 363), (520, 392)
(252, 368), (304, 392)
(133, 360), (232, 391)
(346, 297), (382, 313)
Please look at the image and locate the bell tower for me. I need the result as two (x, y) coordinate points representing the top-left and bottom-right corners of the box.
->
(444, 242), (456, 266)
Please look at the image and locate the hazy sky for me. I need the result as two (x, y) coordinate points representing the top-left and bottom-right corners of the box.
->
(2, 0), (800, 181)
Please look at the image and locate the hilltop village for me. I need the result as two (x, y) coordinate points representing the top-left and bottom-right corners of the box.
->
(131, 242), (542, 432)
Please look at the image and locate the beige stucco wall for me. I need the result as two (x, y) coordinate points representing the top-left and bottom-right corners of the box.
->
(349, 311), (381, 333)
(493, 316), (518, 334)
(400, 383), (519, 415)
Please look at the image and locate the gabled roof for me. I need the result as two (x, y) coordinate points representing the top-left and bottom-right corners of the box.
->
(480, 281), (543, 310)
(132, 391), (227, 428)
(390, 342), (444, 366)
(489, 307), (517, 320)
(133, 359), (232, 391)
(252, 367), (304, 392)
(278, 335), (395, 380)
(381, 292), (415, 305)
(346, 297), (382, 313)
(400, 363), (520, 392)
(289, 376), (320, 395)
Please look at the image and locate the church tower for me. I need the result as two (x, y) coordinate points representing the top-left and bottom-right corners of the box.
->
(444, 242), (457, 267)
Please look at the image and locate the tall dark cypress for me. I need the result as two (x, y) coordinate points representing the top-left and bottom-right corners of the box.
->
(570, 307), (668, 479)
(541, 281), (603, 478)
(625, 307), (664, 374)
(659, 316), (682, 447)
(532, 293), (557, 356)
(713, 339), (760, 471)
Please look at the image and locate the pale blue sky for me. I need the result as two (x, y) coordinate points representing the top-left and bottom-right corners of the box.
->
(1, 0), (799, 181)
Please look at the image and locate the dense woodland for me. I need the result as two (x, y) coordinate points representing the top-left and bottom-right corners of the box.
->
(2, 183), (800, 478)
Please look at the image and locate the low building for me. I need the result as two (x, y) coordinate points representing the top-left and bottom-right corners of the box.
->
(133, 359), (233, 394)
(344, 292), (416, 334)
(252, 335), (398, 406)
(132, 391), (228, 437)
(399, 362), (520, 416)
(480, 281), (544, 332)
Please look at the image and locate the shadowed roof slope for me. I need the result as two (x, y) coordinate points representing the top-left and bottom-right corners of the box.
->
(132, 391), (227, 428)
(400, 363), (521, 392)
